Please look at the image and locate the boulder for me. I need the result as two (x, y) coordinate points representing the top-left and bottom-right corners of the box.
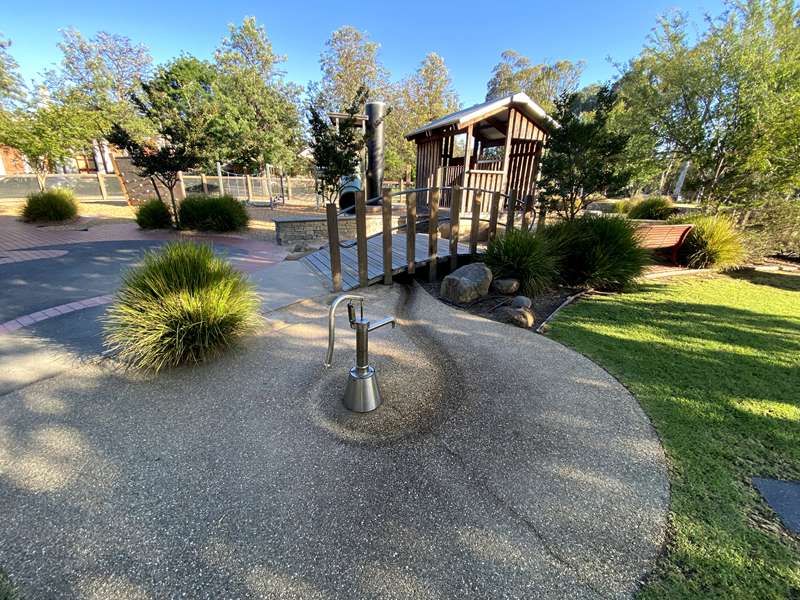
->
(493, 278), (520, 295)
(440, 263), (492, 304)
(496, 306), (535, 328)
(511, 295), (532, 309)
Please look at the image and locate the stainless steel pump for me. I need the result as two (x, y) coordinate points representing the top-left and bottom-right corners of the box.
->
(324, 294), (396, 412)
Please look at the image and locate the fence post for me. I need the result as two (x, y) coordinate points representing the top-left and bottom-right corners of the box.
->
(506, 189), (517, 232)
(428, 169), (441, 282)
(470, 191), (482, 254)
(382, 188), (393, 285)
(286, 176), (293, 202)
(201, 173), (209, 195)
(279, 169), (286, 205)
(245, 175), (254, 201)
(326, 203), (342, 292)
(96, 172), (107, 200)
(355, 191), (368, 287)
(488, 191), (500, 241)
(406, 190), (416, 274)
(450, 185), (462, 271)
(216, 162), (224, 196)
(177, 171), (187, 200)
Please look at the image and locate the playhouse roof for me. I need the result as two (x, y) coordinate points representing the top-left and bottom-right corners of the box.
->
(405, 92), (559, 141)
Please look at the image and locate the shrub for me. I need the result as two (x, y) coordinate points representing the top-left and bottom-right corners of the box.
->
(104, 242), (261, 371)
(21, 188), (78, 222)
(485, 229), (557, 296)
(544, 215), (650, 290)
(178, 194), (249, 232)
(627, 196), (675, 220)
(613, 199), (634, 214)
(671, 215), (745, 269)
(135, 198), (173, 229)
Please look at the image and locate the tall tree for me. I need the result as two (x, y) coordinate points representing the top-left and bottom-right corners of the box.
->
(538, 87), (631, 220)
(385, 53), (460, 179)
(212, 17), (302, 172)
(108, 57), (220, 223)
(46, 29), (153, 138)
(316, 26), (389, 111)
(0, 35), (23, 107)
(617, 1), (800, 205)
(486, 50), (584, 113)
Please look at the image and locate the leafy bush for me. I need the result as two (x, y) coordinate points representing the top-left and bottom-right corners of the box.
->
(135, 198), (173, 229)
(104, 242), (260, 371)
(178, 194), (249, 232)
(21, 188), (78, 222)
(739, 200), (800, 259)
(671, 215), (745, 269)
(627, 195), (675, 220)
(484, 229), (557, 296)
(544, 215), (650, 290)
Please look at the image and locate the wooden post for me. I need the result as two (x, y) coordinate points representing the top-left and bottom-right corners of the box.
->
(245, 175), (254, 201)
(470, 191), (482, 254)
(488, 191), (501, 241)
(355, 191), (368, 288)
(450, 185), (462, 270)
(428, 168), (441, 282)
(326, 203), (342, 292)
(406, 191), (416, 274)
(507, 189), (517, 231)
(201, 173), (209, 195)
(96, 172), (107, 200)
(279, 168), (286, 204)
(382, 188), (393, 285)
(216, 162), (224, 196)
(176, 171), (187, 200)
(399, 178), (405, 193)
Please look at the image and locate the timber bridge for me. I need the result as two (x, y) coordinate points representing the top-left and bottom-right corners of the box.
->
(303, 185), (537, 291)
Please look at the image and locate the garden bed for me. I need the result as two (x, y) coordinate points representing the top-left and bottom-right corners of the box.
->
(417, 276), (581, 330)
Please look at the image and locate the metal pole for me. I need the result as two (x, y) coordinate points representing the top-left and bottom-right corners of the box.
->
(365, 101), (385, 201)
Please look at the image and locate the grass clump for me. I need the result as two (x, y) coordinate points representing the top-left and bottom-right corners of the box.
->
(627, 195), (675, 220)
(549, 272), (800, 598)
(544, 215), (649, 290)
(20, 188), (77, 222)
(0, 569), (20, 600)
(135, 198), (173, 229)
(671, 214), (745, 269)
(178, 194), (249, 232)
(485, 228), (557, 296)
(104, 241), (260, 372)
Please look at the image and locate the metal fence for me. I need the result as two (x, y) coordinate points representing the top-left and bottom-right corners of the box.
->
(0, 174), (125, 200)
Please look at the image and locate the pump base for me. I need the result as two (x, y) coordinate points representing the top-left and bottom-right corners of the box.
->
(343, 366), (382, 412)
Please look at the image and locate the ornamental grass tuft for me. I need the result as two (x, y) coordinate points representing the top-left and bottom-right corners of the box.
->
(627, 195), (676, 220)
(104, 242), (261, 371)
(484, 228), (557, 296)
(21, 188), (78, 222)
(671, 214), (745, 269)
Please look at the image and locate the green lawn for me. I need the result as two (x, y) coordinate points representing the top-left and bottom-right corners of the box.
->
(548, 270), (800, 599)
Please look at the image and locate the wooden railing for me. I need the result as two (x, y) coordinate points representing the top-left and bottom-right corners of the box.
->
(323, 185), (532, 292)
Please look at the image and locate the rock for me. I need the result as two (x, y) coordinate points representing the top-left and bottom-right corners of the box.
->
(496, 306), (535, 328)
(291, 241), (310, 253)
(493, 278), (520, 294)
(440, 262), (492, 304)
(511, 295), (532, 309)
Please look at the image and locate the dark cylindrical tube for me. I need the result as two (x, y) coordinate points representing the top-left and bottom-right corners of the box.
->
(365, 101), (385, 202)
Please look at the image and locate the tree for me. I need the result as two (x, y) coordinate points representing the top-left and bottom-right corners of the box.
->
(316, 26), (389, 111)
(0, 95), (95, 189)
(109, 57), (219, 225)
(0, 35), (23, 107)
(45, 29), (153, 138)
(212, 17), (302, 172)
(385, 53), (459, 179)
(307, 86), (368, 205)
(538, 87), (631, 220)
(617, 1), (800, 206)
(486, 50), (584, 113)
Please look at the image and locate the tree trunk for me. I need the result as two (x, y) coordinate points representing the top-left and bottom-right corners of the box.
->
(168, 186), (180, 229)
(35, 172), (46, 192)
(150, 177), (163, 202)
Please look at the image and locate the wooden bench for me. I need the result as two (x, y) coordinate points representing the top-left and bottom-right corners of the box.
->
(635, 223), (694, 265)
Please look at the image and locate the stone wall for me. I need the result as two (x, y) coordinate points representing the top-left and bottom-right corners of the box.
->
(274, 214), (407, 246)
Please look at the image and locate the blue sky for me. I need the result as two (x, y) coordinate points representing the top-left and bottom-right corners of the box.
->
(4, 0), (726, 106)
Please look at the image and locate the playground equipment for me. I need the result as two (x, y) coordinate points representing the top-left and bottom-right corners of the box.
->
(324, 294), (396, 412)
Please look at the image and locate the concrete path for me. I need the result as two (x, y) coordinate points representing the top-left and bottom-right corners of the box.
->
(0, 283), (668, 599)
